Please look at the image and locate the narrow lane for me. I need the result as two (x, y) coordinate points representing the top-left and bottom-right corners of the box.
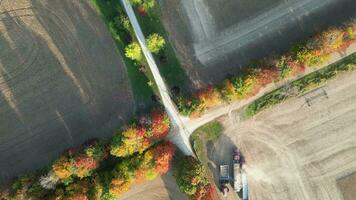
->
(120, 0), (194, 155)
(121, 0), (356, 156)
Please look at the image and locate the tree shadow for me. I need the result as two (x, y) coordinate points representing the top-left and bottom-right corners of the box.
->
(206, 134), (237, 187)
(0, 1), (135, 183)
(161, 171), (189, 200)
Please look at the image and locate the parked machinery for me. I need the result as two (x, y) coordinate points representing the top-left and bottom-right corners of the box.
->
(219, 165), (230, 197)
(233, 148), (242, 192)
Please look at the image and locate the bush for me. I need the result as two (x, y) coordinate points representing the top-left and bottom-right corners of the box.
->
(110, 110), (170, 157)
(174, 156), (213, 199)
(146, 33), (166, 54)
(125, 42), (143, 61)
(129, 0), (142, 6)
(143, 0), (156, 10)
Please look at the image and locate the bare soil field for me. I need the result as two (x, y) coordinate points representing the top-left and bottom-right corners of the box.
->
(0, 0), (135, 182)
(207, 69), (356, 200)
(119, 173), (187, 200)
(337, 173), (356, 200)
(159, 0), (356, 88)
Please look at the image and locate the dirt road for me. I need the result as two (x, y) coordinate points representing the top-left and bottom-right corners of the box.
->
(210, 69), (356, 199)
(0, 0), (134, 182)
(121, 0), (193, 155)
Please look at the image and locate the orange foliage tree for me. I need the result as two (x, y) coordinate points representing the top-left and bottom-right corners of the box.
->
(110, 110), (170, 158)
(153, 142), (176, 174)
(52, 141), (106, 184)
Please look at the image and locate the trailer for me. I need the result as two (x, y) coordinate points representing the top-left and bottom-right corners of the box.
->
(242, 169), (249, 200)
(219, 165), (230, 197)
(233, 149), (242, 192)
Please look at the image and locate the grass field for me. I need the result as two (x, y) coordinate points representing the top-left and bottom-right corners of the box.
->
(134, 5), (191, 93)
(90, 0), (155, 109)
(190, 121), (223, 170)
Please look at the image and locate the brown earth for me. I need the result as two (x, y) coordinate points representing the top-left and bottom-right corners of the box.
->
(0, 0), (135, 182)
(207, 69), (356, 199)
(119, 173), (187, 200)
(337, 173), (356, 200)
(159, 0), (356, 89)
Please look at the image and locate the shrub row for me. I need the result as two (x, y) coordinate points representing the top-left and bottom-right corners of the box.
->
(244, 53), (356, 117)
(0, 110), (173, 200)
(176, 19), (356, 116)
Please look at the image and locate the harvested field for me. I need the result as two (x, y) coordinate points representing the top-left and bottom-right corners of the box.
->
(119, 173), (187, 200)
(159, 0), (356, 87)
(207, 69), (356, 199)
(337, 173), (356, 200)
(0, 0), (134, 182)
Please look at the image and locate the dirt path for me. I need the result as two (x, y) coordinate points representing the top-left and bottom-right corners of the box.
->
(186, 43), (356, 134)
(0, 0), (134, 182)
(121, 0), (193, 155)
(212, 69), (356, 200)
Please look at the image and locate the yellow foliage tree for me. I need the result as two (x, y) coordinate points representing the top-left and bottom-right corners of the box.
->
(52, 157), (73, 181)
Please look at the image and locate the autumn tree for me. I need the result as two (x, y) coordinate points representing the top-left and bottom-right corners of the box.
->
(196, 85), (221, 111)
(153, 142), (175, 174)
(110, 110), (170, 158)
(230, 73), (257, 99)
(146, 33), (166, 54)
(150, 111), (170, 139)
(125, 42), (142, 61)
(110, 126), (150, 157)
(52, 156), (73, 183)
(174, 156), (209, 196)
(129, 0), (142, 6)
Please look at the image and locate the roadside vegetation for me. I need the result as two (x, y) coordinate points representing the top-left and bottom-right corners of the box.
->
(190, 121), (223, 165)
(243, 53), (356, 117)
(176, 19), (356, 117)
(172, 121), (224, 200)
(0, 110), (175, 200)
(129, 0), (191, 92)
(174, 155), (215, 200)
(90, 0), (157, 108)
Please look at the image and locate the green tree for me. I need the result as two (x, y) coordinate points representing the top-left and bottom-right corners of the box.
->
(174, 156), (209, 196)
(125, 42), (142, 61)
(129, 0), (142, 6)
(146, 33), (166, 54)
(143, 0), (156, 10)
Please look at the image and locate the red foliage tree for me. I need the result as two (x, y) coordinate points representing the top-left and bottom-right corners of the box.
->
(153, 142), (175, 174)
(201, 184), (215, 200)
(73, 156), (98, 178)
(151, 111), (170, 139)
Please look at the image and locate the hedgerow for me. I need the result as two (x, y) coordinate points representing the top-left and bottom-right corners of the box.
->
(176, 19), (356, 116)
(0, 110), (174, 200)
